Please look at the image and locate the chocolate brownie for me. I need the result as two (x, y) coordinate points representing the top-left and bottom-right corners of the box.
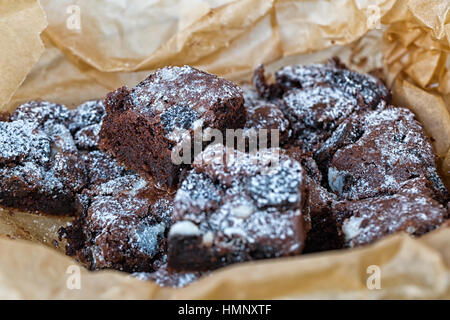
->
(242, 85), (290, 147)
(0, 99), (120, 215)
(334, 178), (448, 248)
(253, 61), (390, 153)
(275, 58), (391, 107)
(61, 172), (175, 272)
(0, 100), (89, 215)
(327, 106), (448, 201)
(81, 150), (130, 186)
(281, 86), (362, 152)
(283, 147), (339, 252)
(99, 66), (246, 187)
(167, 144), (308, 271)
(10, 100), (70, 127)
(69, 100), (105, 151)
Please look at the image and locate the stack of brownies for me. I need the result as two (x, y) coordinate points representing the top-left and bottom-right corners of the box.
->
(0, 60), (448, 287)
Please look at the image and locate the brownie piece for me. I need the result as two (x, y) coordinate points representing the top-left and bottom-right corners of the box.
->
(61, 171), (175, 272)
(283, 147), (340, 252)
(0, 113), (10, 122)
(68, 100), (105, 134)
(275, 59), (391, 108)
(0, 119), (86, 215)
(81, 150), (129, 186)
(334, 178), (448, 247)
(167, 144), (308, 271)
(303, 179), (340, 252)
(328, 106), (448, 201)
(0, 99), (124, 216)
(253, 61), (390, 153)
(10, 100), (71, 127)
(68, 100), (105, 151)
(281, 86), (362, 152)
(99, 66), (246, 187)
(242, 85), (290, 147)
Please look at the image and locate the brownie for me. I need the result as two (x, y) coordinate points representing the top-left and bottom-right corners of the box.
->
(68, 100), (105, 134)
(327, 106), (448, 201)
(0, 102), (87, 215)
(10, 100), (70, 127)
(167, 144), (308, 271)
(274, 58), (391, 108)
(99, 66), (246, 187)
(281, 86), (362, 152)
(283, 147), (340, 252)
(242, 85), (291, 147)
(81, 150), (130, 186)
(253, 60), (390, 153)
(0, 99), (123, 216)
(334, 178), (448, 248)
(61, 171), (175, 272)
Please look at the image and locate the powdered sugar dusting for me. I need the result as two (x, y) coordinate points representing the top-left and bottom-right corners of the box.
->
(169, 144), (306, 267)
(11, 101), (70, 126)
(329, 106), (441, 200)
(338, 188), (446, 247)
(131, 66), (242, 116)
(0, 120), (51, 165)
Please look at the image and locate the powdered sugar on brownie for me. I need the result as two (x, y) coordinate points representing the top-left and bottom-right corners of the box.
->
(338, 190), (446, 247)
(11, 101), (70, 126)
(328, 106), (444, 200)
(68, 100), (105, 134)
(0, 120), (51, 165)
(276, 62), (390, 107)
(242, 86), (290, 139)
(283, 86), (359, 131)
(131, 66), (242, 115)
(168, 144), (307, 271)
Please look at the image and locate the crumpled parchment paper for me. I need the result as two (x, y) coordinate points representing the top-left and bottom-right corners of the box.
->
(0, 0), (449, 299)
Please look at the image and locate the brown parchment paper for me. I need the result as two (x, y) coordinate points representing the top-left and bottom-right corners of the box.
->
(0, 0), (449, 299)
(0, 0), (47, 111)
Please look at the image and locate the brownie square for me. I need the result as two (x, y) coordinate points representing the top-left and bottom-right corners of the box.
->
(61, 171), (175, 272)
(327, 106), (448, 201)
(99, 66), (246, 187)
(167, 144), (308, 271)
(0, 102), (87, 215)
(334, 178), (448, 248)
(253, 60), (391, 153)
(275, 58), (391, 108)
